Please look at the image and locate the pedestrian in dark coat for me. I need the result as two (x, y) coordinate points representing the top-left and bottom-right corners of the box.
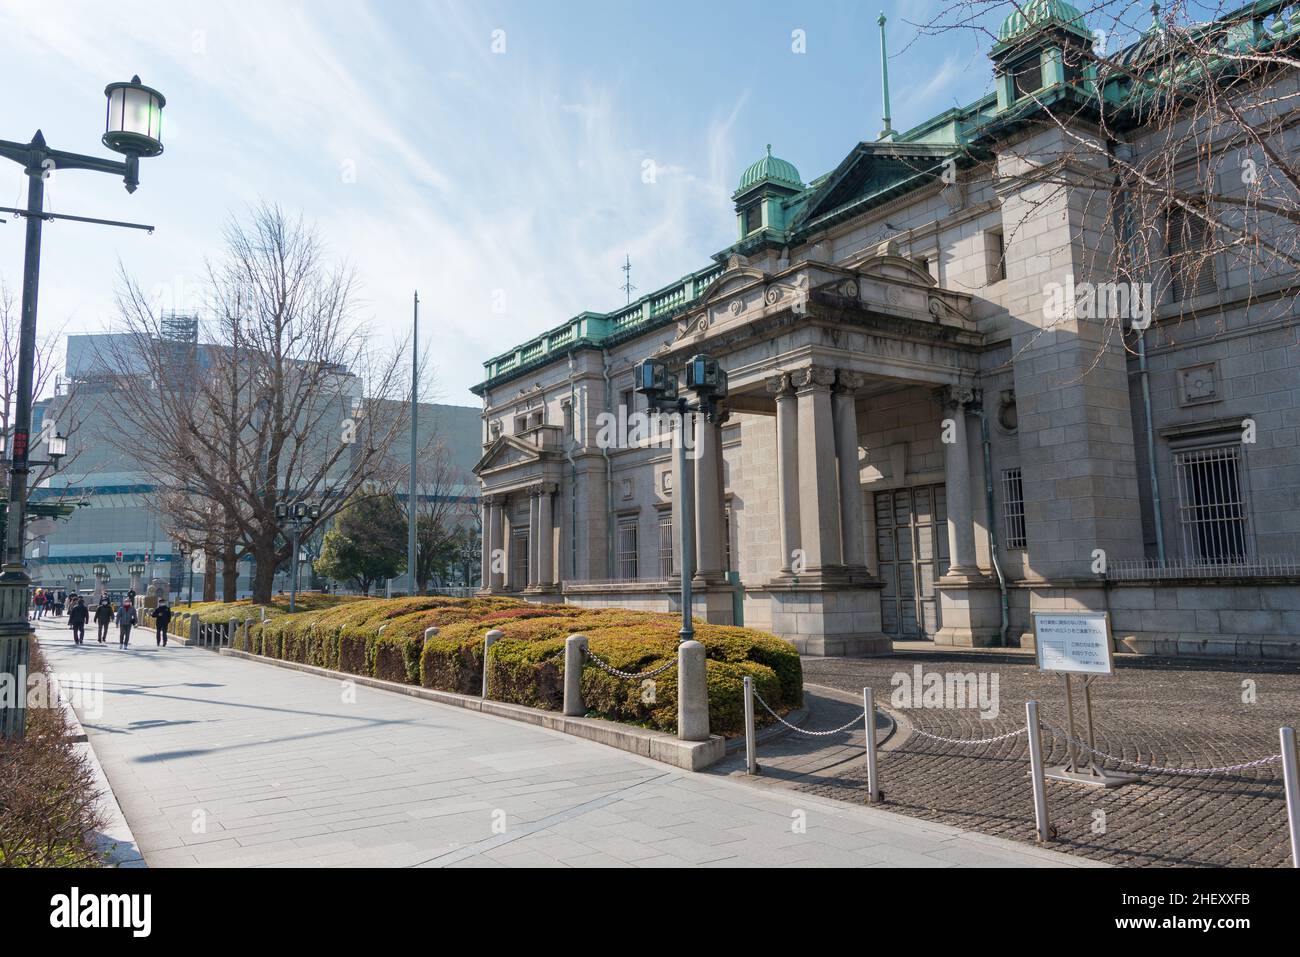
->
(68, 597), (89, 645)
(94, 598), (113, 643)
(154, 601), (172, 647)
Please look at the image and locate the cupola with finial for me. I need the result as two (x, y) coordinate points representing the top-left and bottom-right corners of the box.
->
(989, 0), (1095, 113)
(732, 144), (804, 240)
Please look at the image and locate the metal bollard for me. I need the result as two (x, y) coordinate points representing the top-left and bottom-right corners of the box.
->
(1282, 726), (1300, 868)
(1026, 700), (1053, 842)
(677, 640), (709, 742)
(864, 687), (880, 804)
(228, 618), (237, 648)
(482, 629), (502, 698)
(563, 633), (588, 716)
(189, 616), (200, 646)
(743, 675), (758, 775)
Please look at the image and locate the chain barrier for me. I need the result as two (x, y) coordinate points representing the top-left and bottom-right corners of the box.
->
(752, 689), (867, 737)
(581, 647), (677, 681)
(1044, 723), (1283, 777)
(909, 725), (1030, 747)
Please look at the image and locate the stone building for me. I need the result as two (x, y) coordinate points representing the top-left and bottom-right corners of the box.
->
(472, 0), (1300, 658)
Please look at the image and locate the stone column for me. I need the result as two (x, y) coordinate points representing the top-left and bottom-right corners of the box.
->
(480, 499), (491, 588)
(766, 373), (801, 574)
(537, 483), (555, 587)
(835, 371), (867, 570)
(670, 413), (692, 579)
(527, 487), (540, 588)
(791, 366), (842, 571)
(487, 496), (505, 592)
(939, 386), (979, 575)
(693, 411), (725, 581)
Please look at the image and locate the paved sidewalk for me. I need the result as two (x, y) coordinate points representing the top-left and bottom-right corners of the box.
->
(35, 619), (1098, 868)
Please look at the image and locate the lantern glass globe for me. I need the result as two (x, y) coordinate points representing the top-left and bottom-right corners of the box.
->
(103, 76), (165, 158)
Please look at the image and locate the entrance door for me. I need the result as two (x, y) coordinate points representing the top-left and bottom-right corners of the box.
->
(874, 485), (949, 640)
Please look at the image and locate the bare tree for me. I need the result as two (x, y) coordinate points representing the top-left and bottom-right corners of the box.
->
(412, 436), (476, 592)
(109, 203), (410, 602)
(0, 280), (89, 558)
(907, 0), (1300, 355)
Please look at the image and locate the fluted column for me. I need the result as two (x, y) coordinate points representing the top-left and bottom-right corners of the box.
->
(537, 483), (555, 587)
(939, 386), (979, 575)
(487, 496), (505, 591)
(835, 371), (867, 570)
(670, 413), (693, 578)
(480, 499), (491, 588)
(791, 366), (842, 571)
(694, 410), (725, 581)
(766, 373), (801, 574)
(527, 487), (540, 588)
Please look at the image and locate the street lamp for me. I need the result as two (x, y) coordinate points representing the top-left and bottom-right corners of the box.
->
(635, 352), (728, 644)
(0, 76), (166, 740)
(276, 501), (321, 612)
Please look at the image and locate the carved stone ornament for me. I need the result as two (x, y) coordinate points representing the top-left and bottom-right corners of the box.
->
(790, 366), (837, 391)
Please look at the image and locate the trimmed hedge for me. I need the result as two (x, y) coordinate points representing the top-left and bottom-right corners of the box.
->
(214, 596), (801, 736)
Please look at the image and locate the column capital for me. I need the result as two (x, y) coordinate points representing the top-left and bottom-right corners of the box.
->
(935, 385), (981, 412)
(539, 482), (559, 495)
(764, 372), (794, 397)
(836, 370), (867, 394)
(790, 365), (837, 393)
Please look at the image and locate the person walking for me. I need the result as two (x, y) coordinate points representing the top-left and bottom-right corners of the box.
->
(116, 599), (137, 649)
(154, 600), (172, 647)
(94, 597), (113, 644)
(68, 596), (89, 645)
(31, 587), (45, 620)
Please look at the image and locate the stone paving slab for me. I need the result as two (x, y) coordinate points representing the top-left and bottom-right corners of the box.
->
(34, 619), (1097, 869)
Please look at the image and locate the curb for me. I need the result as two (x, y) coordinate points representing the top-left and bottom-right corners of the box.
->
(39, 642), (146, 867)
(219, 647), (727, 771)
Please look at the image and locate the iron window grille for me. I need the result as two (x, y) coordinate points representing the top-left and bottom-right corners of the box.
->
(1173, 443), (1253, 565)
(616, 518), (639, 580)
(1001, 467), (1027, 549)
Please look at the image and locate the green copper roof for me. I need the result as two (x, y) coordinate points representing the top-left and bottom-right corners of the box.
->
(736, 144), (803, 195)
(996, 0), (1089, 43)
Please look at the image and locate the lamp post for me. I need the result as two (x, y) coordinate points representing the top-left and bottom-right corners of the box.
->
(72, 573), (83, 599)
(0, 76), (165, 740)
(127, 561), (146, 596)
(634, 353), (728, 644)
(276, 502), (321, 612)
(92, 564), (108, 603)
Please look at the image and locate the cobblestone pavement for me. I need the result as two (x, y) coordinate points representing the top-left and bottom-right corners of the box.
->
(33, 621), (1093, 868)
(749, 650), (1300, 867)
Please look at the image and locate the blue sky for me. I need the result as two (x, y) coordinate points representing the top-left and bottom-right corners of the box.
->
(0, 0), (1165, 403)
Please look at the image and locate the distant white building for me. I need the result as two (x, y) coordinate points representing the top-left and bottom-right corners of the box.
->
(32, 332), (482, 598)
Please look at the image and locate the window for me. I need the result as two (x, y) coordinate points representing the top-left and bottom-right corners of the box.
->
(744, 202), (764, 234)
(1010, 56), (1042, 99)
(1001, 467), (1027, 549)
(617, 518), (639, 580)
(1166, 206), (1218, 302)
(561, 400), (574, 442)
(619, 388), (635, 416)
(985, 228), (1007, 283)
(657, 512), (674, 578)
(1173, 444), (1252, 565)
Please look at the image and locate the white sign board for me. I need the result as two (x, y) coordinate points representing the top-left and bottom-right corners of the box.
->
(1033, 611), (1114, 675)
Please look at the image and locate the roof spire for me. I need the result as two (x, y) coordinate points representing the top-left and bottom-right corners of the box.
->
(878, 12), (895, 141)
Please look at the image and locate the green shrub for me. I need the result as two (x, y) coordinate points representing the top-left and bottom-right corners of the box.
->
(185, 595), (802, 736)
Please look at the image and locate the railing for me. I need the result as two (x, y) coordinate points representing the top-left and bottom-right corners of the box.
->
(1106, 557), (1300, 580)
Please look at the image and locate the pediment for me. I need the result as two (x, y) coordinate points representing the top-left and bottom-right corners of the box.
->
(790, 142), (960, 231)
(473, 435), (543, 475)
(847, 242), (937, 288)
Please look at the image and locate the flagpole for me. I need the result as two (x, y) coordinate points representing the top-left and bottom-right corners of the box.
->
(408, 290), (419, 596)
